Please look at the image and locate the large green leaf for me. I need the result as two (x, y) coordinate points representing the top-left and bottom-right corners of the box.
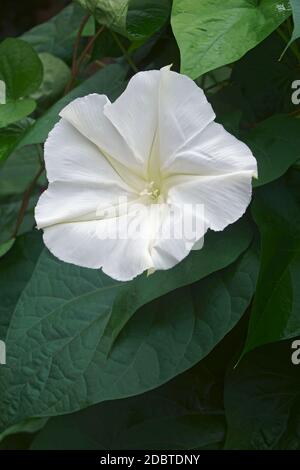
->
(30, 53), (71, 111)
(171, 0), (291, 79)
(0, 220), (256, 433)
(0, 38), (43, 100)
(290, 0), (300, 43)
(281, 0), (300, 58)
(31, 361), (225, 450)
(245, 115), (300, 187)
(242, 174), (300, 356)
(0, 232), (43, 340)
(19, 63), (127, 148)
(21, 3), (91, 62)
(225, 340), (300, 449)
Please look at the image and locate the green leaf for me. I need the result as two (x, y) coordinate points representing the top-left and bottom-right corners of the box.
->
(31, 363), (225, 450)
(19, 63), (127, 148)
(0, 38), (43, 100)
(0, 432), (34, 450)
(0, 232), (43, 340)
(0, 145), (43, 197)
(33, 415), (222, 451)
(81, 0), (170, 41)
(171, 0), (291, 79)
(0, 234), (44, 443)
(0, 239), (15, 258)
(0, 417), (47, 447)
(21, 3), (89, 62)
(232, 32), (298, 120)
(242, 175), (300, 356)
(0, 219), (256, 433)
(92, 29), (129, 59)
(30, 301), (247, 451)
(126, 0), (171, 41)
(225, 340), (300, 449)
(0, 99), (36, 128)
(76, 0), (129, 36)
(245, 115), (300, 187)
(280, 0), (300, 59)
(83, 16), (96, 37)
(0, 192), (39, 246)
(30, 53), (71, 109)
(0, 118), (30, 164)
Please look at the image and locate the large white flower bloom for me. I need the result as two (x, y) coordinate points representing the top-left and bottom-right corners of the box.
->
(35, 66), (257, 281)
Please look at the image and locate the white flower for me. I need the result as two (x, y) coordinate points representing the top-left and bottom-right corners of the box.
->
(35, 66), (257, 281)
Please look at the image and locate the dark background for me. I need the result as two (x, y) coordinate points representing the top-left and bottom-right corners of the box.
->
(0, 0), (70, 39)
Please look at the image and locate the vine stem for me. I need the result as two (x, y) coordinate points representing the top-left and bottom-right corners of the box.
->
(65, 18), (105, 94)
(12, 162), (45, 239)
(110, 30), (138, 73)
(289, 107), (300, 117)
(65, 14), (90, 94)
(76, 25), (105, 68)
(72, 14), (91, 76)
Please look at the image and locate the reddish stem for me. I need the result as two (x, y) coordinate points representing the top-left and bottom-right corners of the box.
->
(13, 163), (45, 239)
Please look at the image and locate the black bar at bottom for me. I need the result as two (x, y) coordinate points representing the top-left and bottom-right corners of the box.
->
(0, 450), (297, 465)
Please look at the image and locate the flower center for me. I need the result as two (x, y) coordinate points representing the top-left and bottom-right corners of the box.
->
(140, 180), (161, 201)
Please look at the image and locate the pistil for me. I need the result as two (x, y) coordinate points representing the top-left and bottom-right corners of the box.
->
(140, 181), (161, 201)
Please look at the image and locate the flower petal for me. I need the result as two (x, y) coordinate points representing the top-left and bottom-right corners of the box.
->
(42, 209), (156, 281)
(149, 202), (207, 271)
(158, 69), (216, 167)
(35, 180), (139, 230)
(166, 172), (253, 232)
(104, 70), (160, 170)
(44, 119), (139, 191)
(41, 200), (206, 280)
(59, 93), (145, 183)
(162, 120), (257, 177)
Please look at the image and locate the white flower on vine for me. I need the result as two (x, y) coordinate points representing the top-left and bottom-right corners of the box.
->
(35, 66), (257, 281)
